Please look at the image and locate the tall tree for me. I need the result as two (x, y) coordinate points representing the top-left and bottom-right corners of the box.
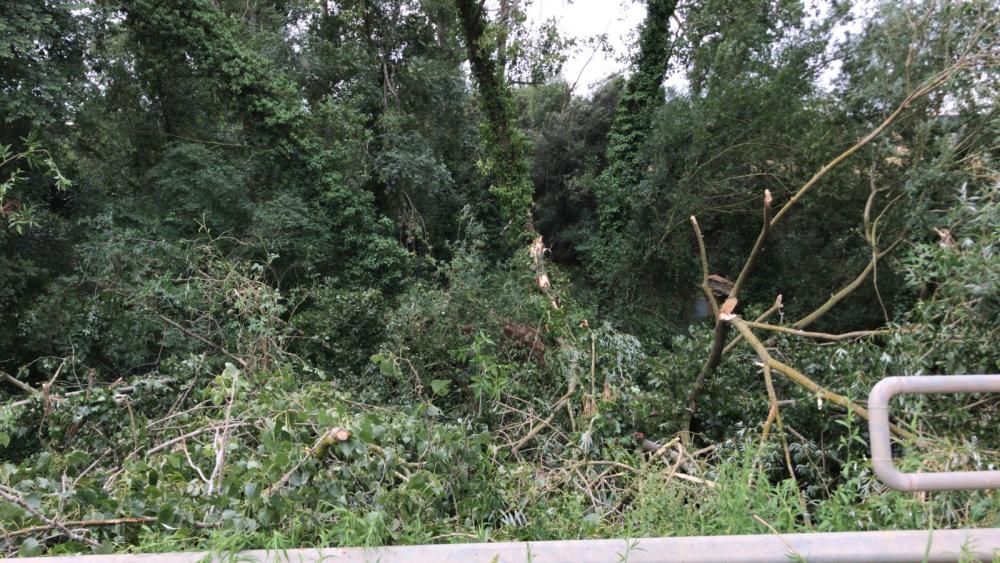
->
(120, 0), (407, 286)
(454, 0), (534, 241)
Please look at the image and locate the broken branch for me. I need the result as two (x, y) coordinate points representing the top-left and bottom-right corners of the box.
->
(725, 315), (917, 442)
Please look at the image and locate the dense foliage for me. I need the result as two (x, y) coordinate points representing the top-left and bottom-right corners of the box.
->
(1, 0), (998, 557)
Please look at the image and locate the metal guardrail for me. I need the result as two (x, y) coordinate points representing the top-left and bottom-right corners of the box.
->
(869, 374), (1000, 491)
(13, 529), (1000, 562)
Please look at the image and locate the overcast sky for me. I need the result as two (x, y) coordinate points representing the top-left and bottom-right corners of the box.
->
(529, 0), (875, 95)
(529, 0), (645, 93)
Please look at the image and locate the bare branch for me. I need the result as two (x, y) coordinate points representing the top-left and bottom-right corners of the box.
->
(769, 58), (977, 229)
(726, 316), (917, 441)
(793, 239), (902, 330)
(1, 371), (39, 396)
(730, 190), (772, 299)
(723, 295), (783, 355)
(743, 321), (888, 342)
(0, 484), (100, 547)
(690, 216), (719, 319)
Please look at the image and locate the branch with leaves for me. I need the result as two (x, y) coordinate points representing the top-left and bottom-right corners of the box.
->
(680, 48), (986, 433)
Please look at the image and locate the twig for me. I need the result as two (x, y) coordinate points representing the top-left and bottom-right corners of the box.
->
(158, 315), (248, 368)
(182, 440), (211, 490)
(72, 448), (111, 489)
(149, 422), (246, 457)
(208, 364), (241, 494)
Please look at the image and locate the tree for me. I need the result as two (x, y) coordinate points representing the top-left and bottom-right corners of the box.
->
(455, 0), (534, 241)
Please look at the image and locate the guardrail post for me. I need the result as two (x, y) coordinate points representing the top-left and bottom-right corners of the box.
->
(868, 374), (1000, 491)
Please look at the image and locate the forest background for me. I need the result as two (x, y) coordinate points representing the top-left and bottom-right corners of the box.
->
(0, 0), (998, 556)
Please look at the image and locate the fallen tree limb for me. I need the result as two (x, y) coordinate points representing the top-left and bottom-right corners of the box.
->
(104, 421), (247, 491)
(743, 321), (888, 342)
(638, 436), (699, 475)
(512, 374), (578, 454)
(722, 295), (784, 356)
(0, 484), (100, 547)
(6, 517), (156, 539)
(681, 57), (976, 433)
(768, 58), (976, 230)
(5, 516), (217, 541)
(724, 315), (917, 442)
(1, 370), (39, 397)
(690, 216), (720, 320)
(5, 384), (134, 410)
(265, 427), (352, 498)
(684, 192), (772, 437)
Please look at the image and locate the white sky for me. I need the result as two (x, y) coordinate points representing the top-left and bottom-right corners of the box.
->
(530, 0), (646, 93)
(529, 0), (874, 95)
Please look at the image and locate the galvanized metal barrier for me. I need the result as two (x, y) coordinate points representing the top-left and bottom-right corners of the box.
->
(869, 374), (1000, 491)
(13, 529), (1000, 562)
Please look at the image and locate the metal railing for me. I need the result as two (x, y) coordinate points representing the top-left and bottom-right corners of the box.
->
(13, 529), (1000, 563)
(869, 374), (1000, 491)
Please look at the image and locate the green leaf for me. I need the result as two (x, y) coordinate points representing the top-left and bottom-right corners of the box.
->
(19, 537), (43, 557)
(430, 379), (451, 397)
(0, 432), (9, 448)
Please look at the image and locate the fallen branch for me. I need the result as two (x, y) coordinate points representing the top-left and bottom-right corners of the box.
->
(722, 295), (783, 356)
(0, 484), (100, 547)
(690, 216), (720, 320)
(724, 314), (916, 441)
(6, 516), (217, 541)
(104, 421), (246, 491)
(511, 332), (586, 454)
(5, 386), (133, 410)
(1, 370), (39, 397)
(264, 427), (351, 497)
(511, 375), (578, 454)
(685, 191), (772, 436)
(681, 56), (976, 432)
(6, 517), (156, 539)
(638, 436), (699, 475)
(768, 57), (975, 229)
(743, 321), (888, 342)
(207, 364), (241, 495)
